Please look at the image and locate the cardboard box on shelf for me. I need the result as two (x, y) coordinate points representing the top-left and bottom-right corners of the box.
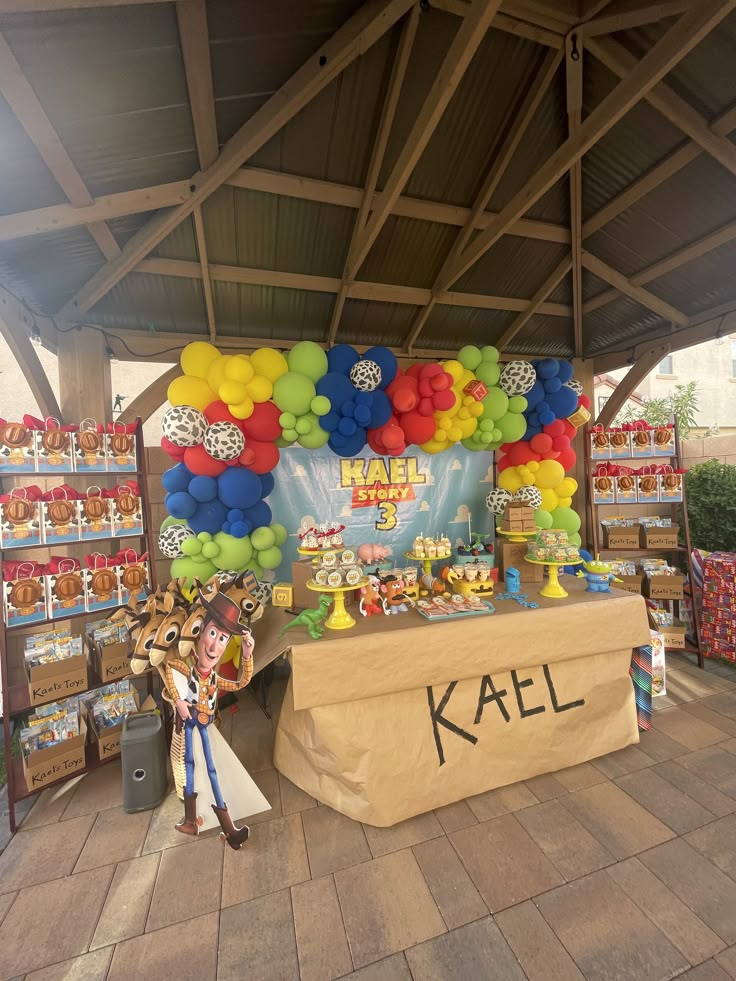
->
(661, 621), (686, 650)
(497, 541), (543, 583)
(22, 717), (87, 792)
(602, 525), (640, 549)
(86, 691), (154, 761)
(640, 525), (679, 549)
(25, 653), (88, 707)
(645, 574), (684, 601)
(87, 636), (133, 683)
(612, 574), (643, 595)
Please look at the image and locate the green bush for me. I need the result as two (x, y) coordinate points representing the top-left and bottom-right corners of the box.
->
(684, 459), (736, 552)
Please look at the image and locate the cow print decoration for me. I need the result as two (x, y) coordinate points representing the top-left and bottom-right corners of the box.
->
(203, 422), (245, 461)
(349, 359), (382, 392)
(514, 485), (542, 510)
(485, 487), (513, 515)
(162, 405), (207, 447)
(564, 378), (583, 396)
(158, 523), (195, 558)
(500, 361), (536, 396)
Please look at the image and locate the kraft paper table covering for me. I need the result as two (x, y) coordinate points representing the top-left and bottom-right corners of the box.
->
(285, 581), (651, 711)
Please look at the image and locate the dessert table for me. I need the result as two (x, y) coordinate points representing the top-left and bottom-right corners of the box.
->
(273, 578), (651, 826)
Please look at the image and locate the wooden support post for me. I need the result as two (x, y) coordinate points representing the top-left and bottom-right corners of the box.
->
(595, 344), (668, 428)
(566, 30), (584, 356)
(193, 206), (217, 341)
(571, 357), (594, 548)
(176, 0), (218, 170)
(0, 287), (62, 422)
(57, 327), (112, 421)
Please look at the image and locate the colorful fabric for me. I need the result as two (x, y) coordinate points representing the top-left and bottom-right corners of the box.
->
(701, 552), (736, 662)
(630, 645), (652, 731)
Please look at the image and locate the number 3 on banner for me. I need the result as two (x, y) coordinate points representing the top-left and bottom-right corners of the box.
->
(375, 501), (397, 532)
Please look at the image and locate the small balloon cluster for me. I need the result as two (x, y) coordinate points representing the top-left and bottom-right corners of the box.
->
(486, 358), (591, 547)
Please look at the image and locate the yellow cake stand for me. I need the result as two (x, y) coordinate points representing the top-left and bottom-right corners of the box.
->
(403, 552), (451, 577)
(297, 545), (346, 565)
(306, 578), (367, 630)
(496, 528), (539, 545)
(524, 557), (583, 599)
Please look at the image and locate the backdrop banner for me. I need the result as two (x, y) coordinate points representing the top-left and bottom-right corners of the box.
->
(268, 445), (495, 576)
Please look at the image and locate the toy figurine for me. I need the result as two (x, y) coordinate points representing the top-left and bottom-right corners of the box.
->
(357, 542), (392, 564)
(279, 594), (332, 638)
(578, 555), (622, 593)
(505, 567), (521, 594)
(359, 576), (385, 616)
(380, 574), (414, 614)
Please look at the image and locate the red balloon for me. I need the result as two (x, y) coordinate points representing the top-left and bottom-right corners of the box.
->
(433, 372), (452, 392)
(433, 389), (456, 412)
(400, 410), (436, 446)
(497, 456), (512, 472)
(552, 435), (571, 452)
(183, 443), (227, 477)
(579, 393), (591, 410)
(240, 439), (279, 474)
(543, 419), (565, 437)
(530, 433), (553, 454)
(381, 425), (404, 450)
(509, 442), (540, 467)
(367, 421), (406, 457)
(240, 401), (282, 442)
(557, 447), (577, 471)
(561, 419), (578, 440)
(418, 378), (433, 398)
(421, 363), (443, 380)
(387, 376), (418, 413)
(405, 363), (424, 379)
(204, 400), (243, 428)
(161, 436), (186, 460)
(418, 396), (435, 416)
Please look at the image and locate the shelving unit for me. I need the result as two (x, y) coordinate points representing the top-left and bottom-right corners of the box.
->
(0, 418), (159, 833)
(585, 422), (702, 668)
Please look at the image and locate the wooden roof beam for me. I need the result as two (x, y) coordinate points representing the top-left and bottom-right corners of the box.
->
(328, 6), (419, 346)
(581, 1), (689, 37)
(346, 0), (504, 280)
(495, 255), (572, 350)
(0, 284), (63, 421)
(595, 343), (670, 427)
(55, 0), (417, 321)
(0, 32), (121, 261)
(437, 0), (736, 292)
(176, 0), (218, 171)
(192, 206), (216, 341)
(566, 30), (584, 356)
(581, 251), (688, 324)
(403, 45), (564, 352)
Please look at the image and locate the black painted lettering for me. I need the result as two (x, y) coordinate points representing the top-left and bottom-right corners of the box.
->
(474, 675), (510, 724)
(427, 682), (478, 766)
(510, 670), (546, 718)
(543, 663), (586, 713)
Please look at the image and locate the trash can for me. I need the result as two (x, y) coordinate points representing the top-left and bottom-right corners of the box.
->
(121, 710), (167, 813)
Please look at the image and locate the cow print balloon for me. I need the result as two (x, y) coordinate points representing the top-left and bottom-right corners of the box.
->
(514, 485), (542, 510)
(203, 422), (245, 461)
(500, 361), (536, 396)
(349, 359), (382, 392)
(564, 378), (583, 396)
(162, 405), (207, 447)
(158, 523), (195, 558)
(485, 487), (513, 515)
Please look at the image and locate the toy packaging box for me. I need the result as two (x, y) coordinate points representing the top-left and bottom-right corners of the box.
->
(22, 716), (87, 791)
(35, 428), (74, 473)
(0, 493), (42, 549)
(701, 552), (736, 661)
(40, 498), (81, 545)
(0, 422), (37, 473)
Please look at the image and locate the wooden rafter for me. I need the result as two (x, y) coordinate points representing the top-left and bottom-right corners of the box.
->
(433, 0), (564, 45)
(192, 206), (216, 340)
(118, 365), (180, 426)
(566, 30), (584, 356)
(495, 256), (572, 350)
(0, 285), (63, 421)
(135, 255), (573, 316)
(0, 32), (121, 261)
(579, 0), (613, 19)
(328, 6), (419, 346)
(588, 36), (736, 182)
(403, 45), (563, 352)
(176, 0), (218, 170)
(437, 0), (736, 291)
(581, 251), (688, 324)
(346, 0), (504, 280)
(581, 1), (689, 36)
(595, 343), (669, 427)
(55, 0), (417, 322)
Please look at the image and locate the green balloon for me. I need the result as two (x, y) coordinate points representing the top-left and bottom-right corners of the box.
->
(569, 532), (582, 548)
(181, 538), (201, 556)
(211, 532), (253, 570)
(275, 437), (291, 448)
(251, 526), (276, 551)
(480, 345), (500, 364)
(160, 516), (186, 531)
(481, 387), (508, 420)
(202, 541), (219, 559)
(271, 523), (288, 546)
(282, 428), (298, 442)
(287, 341), (328, 383)
(295, 417), (312, 435)
(257, 545), (282, 570)
(495, 412), (527, 443)
(246, 559), (264, 579)
(311, 395), (331, 417)
(460, 436), (479, 451)
(279, 411), (296, 429)
(273, 372), (316, 415)
(479, 418), (494, 433)
(457, 345), (482, 370)
(534, 508), (553, 529)
(492, 428), (502, 442)
(475, 362), (501, 387)
(549, 507), (581, 534)
(508, 395), (528, 413)
(171, 556), (216, 588)
(298, 417), (330, 449)
(480, 432), (492, 445)
(197, 532), (212, 542)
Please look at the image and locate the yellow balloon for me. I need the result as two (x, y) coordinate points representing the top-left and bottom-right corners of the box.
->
(225, 357), (255, 384)
(459, 368), (475, 389)
(443, 360), (464, 384)
(556, 477), (578, 498)
(207, 355), (230, 392)
(180, 341), (220, 379)
(246, 375), (273, 403)
(434, 429), (448, 442)
(421, 438), (450, 454)
(230, 398), (254, 420)
(518, 466), (534, 485)
(219, 380), (247, 405)
(557, 496), (572, 508)
(535, 459), (565, 489)
(539, 488), (559, 512)
(457, 416), (477, 439)
(498, 468), (523, 493)
(438, 417), (452, 432)
(448, 426), (463, 442)
(468, 401), (484, 419)
(250, 348), (289, 383)
(167, 374), (216, 411)
(458, 407), (471, 421)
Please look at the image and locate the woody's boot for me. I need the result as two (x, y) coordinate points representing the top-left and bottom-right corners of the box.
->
(175, 792), (202, 836)
(212, 803), (250, 850)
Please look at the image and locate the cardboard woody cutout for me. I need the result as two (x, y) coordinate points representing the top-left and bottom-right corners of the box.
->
(119, 572), (269, 849)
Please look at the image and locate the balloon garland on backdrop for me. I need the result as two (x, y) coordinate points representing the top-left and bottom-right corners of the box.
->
(158, 341), (591, 583)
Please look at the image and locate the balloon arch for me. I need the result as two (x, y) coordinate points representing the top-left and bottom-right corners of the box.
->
(157, 340), (591, 585)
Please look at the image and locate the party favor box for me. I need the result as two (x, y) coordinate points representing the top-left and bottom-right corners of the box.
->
(35, 428), (74, 473)
(608, 431), (631, 459)
(84, 565), (121, 613)
(3, 571), (48, 627)
(107, 430), (137, 472)
(111, 486), (144, 537)
(46, 565), (87, 620)
(22, 718), (87, 792)
(79, 493), (113, 540)
(590, 430), (610, 460)
(41, 498), (81, 545)
(1, 495), (42, 549)
(118, 558), (150, 606)
(25, 654), (88, 708)
(74, 427), (107, 472)
(631, 429), (654, 458)
(86, 690), (142, 761)
(0, 422), (37, 473)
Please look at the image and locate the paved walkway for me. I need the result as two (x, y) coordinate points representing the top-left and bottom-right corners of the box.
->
(1, 656), (736, 980)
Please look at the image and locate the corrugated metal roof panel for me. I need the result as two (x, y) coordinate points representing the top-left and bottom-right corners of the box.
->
(0, 94), (66, 216)
(107, 214), (150, 251)
(548, 271), (572, 306)
(0, 4), (198, 198)
(513, 314), (573, 357)
(419, 305), (513, 351)
(454, 236), (568, 299)
(154, 215), (198, 263)
(339, 298), (419, 348)
(90, 272), (207, 335)
(212, 282), (333, 341)
(646, 240), (736, 318)
(360, 216), (455, 289)
(0, 227), (102, 313)
(582, 268), (610, 302)
(583, 295), (666, 356)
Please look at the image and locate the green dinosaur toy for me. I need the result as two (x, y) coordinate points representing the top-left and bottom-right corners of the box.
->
(279, 594), (332, 640)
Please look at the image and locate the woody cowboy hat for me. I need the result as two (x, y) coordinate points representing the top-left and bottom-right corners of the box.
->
(196, 586), (252, 636)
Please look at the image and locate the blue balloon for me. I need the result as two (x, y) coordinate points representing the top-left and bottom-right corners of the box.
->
(355, 391), (373, 406)
(525, 380), (545, 409)
(189, 499), (229, 535)
(327, 344), (359, 375)
(217, 467), (262, 510)
(341, 401), (355, 418)
(229, 520), (252, 538)
(162, 463), (192, 494)
(317, 372), (355, 406)
(536, 358), (559, 379)
(338, 416), (357, 437)
(227, 509), (242, 522)
(537, 401), (550, 414)
(540, 410), (556, 426)
(330, 431), (347, 449)
(354, 404), (372, 427)
(547, 387), (578, 418)
(363, 346), (398, 388)
(321, 411), (340, 433)
(557, 360), (574, 383)
(188, 475), (218, 503)
(329, 430), (367, 457)
(166, 490), (196, 519)
(368, 388), (392, 428)
(544, 377), (561, 393)
(527, 412), (540, 427)
(244, 500), (272, 531)
(259, 472), (275, 498)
